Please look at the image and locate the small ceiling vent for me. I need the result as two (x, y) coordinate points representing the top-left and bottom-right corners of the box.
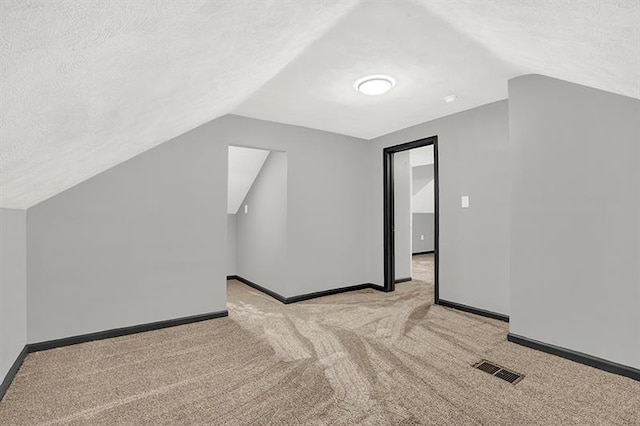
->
(473, 360), (524, 384)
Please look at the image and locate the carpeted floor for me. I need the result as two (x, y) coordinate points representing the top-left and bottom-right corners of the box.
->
(1, 254), (638, 425)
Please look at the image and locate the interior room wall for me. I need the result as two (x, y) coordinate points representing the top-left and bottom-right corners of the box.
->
(0, 209), (27, 382)
(27, 125), (226, 343)
(412, 164), (435, 213)
(412, 164), (435, 253)
(26, 114), (370, 343)
(368, 100), (511, 316)
(227, 214), (237, 276)
(394, 151), (412, 280)
(217, 116), (370, 298)
(236, 152), (288, 295)
(412, 214), (435, 253)
(509, 74), (640, 369)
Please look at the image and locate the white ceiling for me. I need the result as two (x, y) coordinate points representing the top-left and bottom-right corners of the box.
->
(1, 0), (638, 209)
(234, 0), (518, 139)
(228, 146), (269, 215)
(234, 0), (639, 138)
(410, 146), (434, 167)
(0, 0), (359, 209)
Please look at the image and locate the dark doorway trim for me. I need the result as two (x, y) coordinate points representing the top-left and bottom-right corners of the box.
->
(383, 136), (439, 303)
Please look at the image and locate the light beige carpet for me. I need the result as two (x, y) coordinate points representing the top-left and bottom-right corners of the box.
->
(1, 255), (638, 425)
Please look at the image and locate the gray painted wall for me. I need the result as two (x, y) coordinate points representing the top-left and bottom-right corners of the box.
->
(218, 116), (370, 298)
(412, 213), (434, 253)
(0, 209), (27, 381)
(236, 152), (288, 295)
(368, 100), (511, 316)
(27, 124), (226, 343)
(412, 164), (435, 214)
(227, 214), (237, 276)
(412, 163), (435, 253)
(26, 114), (370, 342)
(394, 151), (412, 280)
(509, 75), (640, 369)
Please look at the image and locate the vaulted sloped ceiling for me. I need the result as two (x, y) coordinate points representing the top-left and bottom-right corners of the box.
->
(0, 0), (359, 209)
(1, 0), (638, 209)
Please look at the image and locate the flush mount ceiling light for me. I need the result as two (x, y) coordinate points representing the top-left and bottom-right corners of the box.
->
(444, 94), (458, 103)
(355, 75), (396, 96)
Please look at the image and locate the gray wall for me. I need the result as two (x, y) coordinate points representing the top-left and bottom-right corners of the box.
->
(368, 100), (511, 316)
(412, 163), (435, 253)
(227, 214), (237, 276)
(412, 213), (434, 253)
(509, 75), (640, 369)
(27, 125), (226, 343)
(394, 151), (412, 280)
(0, 209), (27, 381)
(236, 152), (288, 295)
(26, 114), (370, 343)
(412, 164), (435, 214)
(218, 116), (370, 298)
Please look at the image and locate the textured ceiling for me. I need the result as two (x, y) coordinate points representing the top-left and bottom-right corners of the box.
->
(419, 0), (640, 99)
(0, 0), (358, 209)
(1, 0), (638, 208)
(234, 0), (518, 139)
(235, 0), (639, 138)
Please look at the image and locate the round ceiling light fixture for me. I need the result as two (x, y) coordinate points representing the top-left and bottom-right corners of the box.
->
(355, 75), (396, 96)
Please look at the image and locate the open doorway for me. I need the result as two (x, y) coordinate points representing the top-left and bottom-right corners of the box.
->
(226, 145), (288, 301)
(409, 145), (436, 287)
(383, 136), (439, 304)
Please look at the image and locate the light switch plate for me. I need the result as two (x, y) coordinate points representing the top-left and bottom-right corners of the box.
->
(461, 196), (470, 208)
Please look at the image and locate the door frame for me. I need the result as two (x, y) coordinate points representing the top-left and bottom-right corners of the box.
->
(383, 135), (439, 304)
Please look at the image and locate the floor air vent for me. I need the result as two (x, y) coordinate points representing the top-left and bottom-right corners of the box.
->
(473, 360), (524, 384)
